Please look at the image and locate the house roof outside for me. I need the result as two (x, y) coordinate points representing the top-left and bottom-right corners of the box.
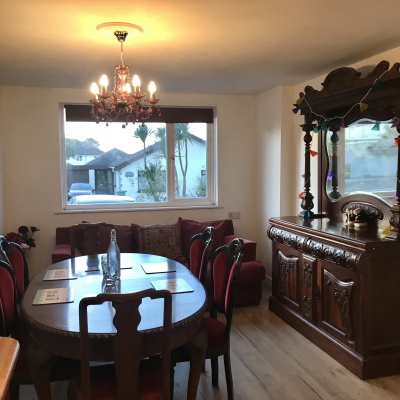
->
(85, 148), (132, 169)
(74, 133), (206, 171)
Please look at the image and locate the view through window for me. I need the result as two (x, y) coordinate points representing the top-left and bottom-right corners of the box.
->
(62, 106), (215, 209)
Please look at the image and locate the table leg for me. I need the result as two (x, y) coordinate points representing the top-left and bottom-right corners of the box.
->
(27, 342), (56, 400)
(184, 325), (207, 400)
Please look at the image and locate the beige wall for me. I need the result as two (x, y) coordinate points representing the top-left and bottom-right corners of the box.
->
(255, 85), (297, 277)
(0, 87), (257, 276)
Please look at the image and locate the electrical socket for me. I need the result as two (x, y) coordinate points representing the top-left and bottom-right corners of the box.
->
(229, 211), (241, 219)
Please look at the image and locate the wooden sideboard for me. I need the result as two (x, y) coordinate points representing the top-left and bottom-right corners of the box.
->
(268, 216), (400, 379)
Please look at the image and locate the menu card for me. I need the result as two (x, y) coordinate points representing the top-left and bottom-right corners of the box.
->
(142, 262), (176, 274)
(151, 278), (193, 294)
(33, 288), (75, 305)
(43, 269), (77, 281)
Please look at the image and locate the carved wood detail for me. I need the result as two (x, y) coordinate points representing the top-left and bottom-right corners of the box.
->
(303, 263), (312, 318)
(324, 269), (354, 340)
(268, 226), (362, 269)
(277, 251), (297, 298)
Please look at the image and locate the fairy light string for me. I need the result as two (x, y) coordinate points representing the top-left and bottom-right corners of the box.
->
(293, 69), (390, 130)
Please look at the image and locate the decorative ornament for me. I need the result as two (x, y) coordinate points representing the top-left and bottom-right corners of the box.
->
(360, 102), (369, 112)
(391, 117), (400, 128)
(292, 107), (299, 114)
(394, 137), (400, 146)
(381, 224), (392, 235)
(298, 191), (304, 199)
(327, 172), (333, 180)
(371, 121), (380, 131)
(308, 150), (318, 157)
(303, 210), (311, 218)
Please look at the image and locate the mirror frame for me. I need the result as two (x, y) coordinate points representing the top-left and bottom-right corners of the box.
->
(296, 60), (400, 235)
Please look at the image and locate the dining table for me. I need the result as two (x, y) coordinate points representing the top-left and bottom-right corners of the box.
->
(21, 253), (208, 400)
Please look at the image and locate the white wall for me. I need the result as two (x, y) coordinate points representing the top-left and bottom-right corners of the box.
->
(0, 87), (257, 276)
(255, 85), (296, 277)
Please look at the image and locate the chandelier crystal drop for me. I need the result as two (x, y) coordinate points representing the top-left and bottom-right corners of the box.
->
(89, 23), (160, 127)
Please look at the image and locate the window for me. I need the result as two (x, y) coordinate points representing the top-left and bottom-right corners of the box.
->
(60, 105), (216, 210)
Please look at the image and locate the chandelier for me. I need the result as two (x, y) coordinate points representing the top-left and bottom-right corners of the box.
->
(89, 22), (160, 126)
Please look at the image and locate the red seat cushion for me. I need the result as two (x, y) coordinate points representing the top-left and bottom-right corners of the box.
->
(203, 316), (228, 350)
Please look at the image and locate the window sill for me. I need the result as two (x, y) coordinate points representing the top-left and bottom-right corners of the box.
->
(55, 204), (223, 215)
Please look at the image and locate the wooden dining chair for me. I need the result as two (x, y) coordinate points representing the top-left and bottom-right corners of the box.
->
(204, 237), (243, 400)
(188, 226), (214, 284)
(68, 288), (173, 400)
(171, 238), (243, 400)
(0, 235), (29, 304)
(0, 246), (78, 400)
(70, 222), (114, 258)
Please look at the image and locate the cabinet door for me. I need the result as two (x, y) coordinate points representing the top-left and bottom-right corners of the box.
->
(275, 244), (301, 313)
(301, 255), (317, 323)
(317, 260), (356, 348)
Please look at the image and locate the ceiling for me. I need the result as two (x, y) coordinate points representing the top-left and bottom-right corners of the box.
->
(1, 0), (400, 95)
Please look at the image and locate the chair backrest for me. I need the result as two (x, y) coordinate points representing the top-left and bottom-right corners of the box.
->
(210, 238), (244, 335)
(0, 257), (17, 337)
(70, 222), (114, 258)
(79, 288), (172, 400)
(188, 226), (214, 284)
(0, 236), (29, 302)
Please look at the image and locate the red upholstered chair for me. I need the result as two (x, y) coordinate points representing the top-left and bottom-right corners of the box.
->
(171, 238), (243, 400)
(0, 242), (78, 400)
(204, 238), (243, 400)
(0, 236), (29, 304)
(188, 226), (214, 284)
(68, 288), (172, 400)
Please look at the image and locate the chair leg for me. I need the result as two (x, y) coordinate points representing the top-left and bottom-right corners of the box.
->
(211, 357), (219, 387)
(223, 352), (234, 400)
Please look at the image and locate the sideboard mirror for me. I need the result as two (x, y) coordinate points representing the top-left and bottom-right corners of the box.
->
(325, 121), (398, 205)
(295, 60), (400, 238)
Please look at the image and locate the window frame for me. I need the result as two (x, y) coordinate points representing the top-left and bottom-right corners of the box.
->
(59, 103), (217, 211)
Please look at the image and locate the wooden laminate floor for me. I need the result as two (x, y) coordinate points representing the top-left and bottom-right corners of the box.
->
(19, 284), (400, 399)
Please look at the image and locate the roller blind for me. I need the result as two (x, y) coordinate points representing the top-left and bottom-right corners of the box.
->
(64, 104), (214, 123)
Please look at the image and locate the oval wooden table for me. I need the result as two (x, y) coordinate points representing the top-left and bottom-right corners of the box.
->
(21, 253), (208, 400)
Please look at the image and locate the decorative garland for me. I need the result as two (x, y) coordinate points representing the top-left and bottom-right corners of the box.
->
(294, 68), (400, 203)
(292, 69), (400, 132)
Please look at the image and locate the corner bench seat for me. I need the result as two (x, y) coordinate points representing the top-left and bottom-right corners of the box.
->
(51, 219), (265, 307)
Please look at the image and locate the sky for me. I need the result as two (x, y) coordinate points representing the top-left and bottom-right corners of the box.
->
(64, 121), (207, 154)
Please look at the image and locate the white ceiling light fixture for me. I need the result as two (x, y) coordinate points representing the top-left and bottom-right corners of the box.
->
(89, 22), (160, 127)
